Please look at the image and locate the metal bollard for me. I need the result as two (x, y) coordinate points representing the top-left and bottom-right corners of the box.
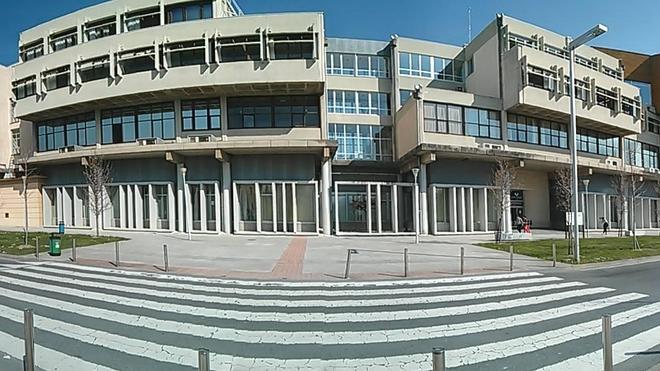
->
(344, 249), (353, 279)
(602, 314), (613, 371)
(114, 241), (120, 267)
(460, 247), (465, 275)
(35, 237), (39, 261)
(552, 243), (557, 268)
(509, 245), (514, 272)
(71, 239), (77, 262)
(403, 248), (409, 277)
(198, 348), (210, 371)
(432, 347), (446, 371)
(23, 309), (35, 371)
(163, 244), (169, 272)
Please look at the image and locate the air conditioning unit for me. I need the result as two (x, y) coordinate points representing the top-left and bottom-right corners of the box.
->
(58, 145), (82, 153)
(604, 159), (619, 167)
(455, 87), (464, 92)
(137, 138), (163, 146)
(481, 143), (505, 151)
(648, 168), (658, 174)
(189, 134), (217, 143)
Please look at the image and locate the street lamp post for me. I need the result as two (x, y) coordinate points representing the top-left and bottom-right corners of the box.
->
(567, 24), (608, 264)
(583, 179), (590, 238)
(181, 167), (192, 241)
(412, 168), (420, 244)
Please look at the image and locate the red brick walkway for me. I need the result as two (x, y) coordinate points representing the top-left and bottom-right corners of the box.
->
(270, 237), (307, 278)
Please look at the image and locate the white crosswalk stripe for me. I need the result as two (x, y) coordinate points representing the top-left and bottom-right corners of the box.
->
(0, 263), (656, 371)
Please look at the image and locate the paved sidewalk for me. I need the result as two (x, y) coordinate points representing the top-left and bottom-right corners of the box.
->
(10, 229), (562, 281)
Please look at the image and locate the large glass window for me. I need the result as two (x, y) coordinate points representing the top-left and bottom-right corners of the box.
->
(327, 90), (390, 116)
(12, 77), (37, 100)
(625, 139), (658, 169)
(227, 95), (320, 129)
(400, 52), (463, 82)
(166, 1), (213, 23)
(124, 7), (161, 31)
(577, 129), (620, 157)
(218, 36), (261, 62)
(423, 102), (463, 135)
(182, 99), (221, 131)
(507, 113), (567, 149)
(464, 108), (501, 139)
(166, 40), (207, 67)
(271, 34), (314, 60)
(101, 103), (175, 144)
(85, 18), (116, 41)
(326, 53), (388, 77)
(78, 57), (111, 82)
(43, 66), (70, 91)
(329, 124), (392, 161)
(117, 47), (156, 74)
(596, 88), (617, 111)
(37, 113), (96, 152)
(20, 40), (44, 62)
(11, 129), (20, 156)
(527, 66), (557, 91)
(50, 28), (77, 52)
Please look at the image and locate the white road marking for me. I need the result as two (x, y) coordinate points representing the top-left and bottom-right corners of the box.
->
(537, 322), (660, 370)
(0, 284), (643, 345)
(46, 262), (543, 287)
(27, 265), (562, 297)
(3, 268), (585, 308)
(0, 273), (603, 323)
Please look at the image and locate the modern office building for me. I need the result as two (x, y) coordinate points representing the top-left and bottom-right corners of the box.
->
(4, 0), (658, 237)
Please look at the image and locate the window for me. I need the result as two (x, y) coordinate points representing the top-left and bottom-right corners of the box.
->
(166, 1), (213, 23)
(507, 113), (567, 149)
(466, 58), (474, 76)
(78, 57), (110, 82)
(117, 47), (155, 74)
(20, 40), (43, 62)
(37, 113), (96, 152)
(400, 52), (463, 82)
(101, 103), (175, 144)
(85, 18), (116, 41)
(326, 53), (389, 78)
(12, 77), (37, 100)
(218, 35), (261, 62)
(124, 7), (161, 31)
(227, 95), (320, 129)
(43, 66), (70, 91)
(621, 96), (641, 118)
(643, 143), (659, 169)
(577, 129), (619, 157)
(271, 34), (314, 60)
(423, 102), (463, 135)
(49, 28), (77, 52)
(166, 40), (206, 67)
(464, 108), (501, 139)
(624, 139), (643, 167)
(329, 123), (392, 161)
(11, 130), (20, 155)
(182, 99), (221, 131)
(648, 115), (660, 135)
(565, 78), (591, 102)
(596, 88), (617, 111)
(327, 90), (390, 116)
(527, 66), (557, 91)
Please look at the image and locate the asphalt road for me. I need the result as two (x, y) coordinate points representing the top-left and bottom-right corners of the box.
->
(0, 260), (656, 370)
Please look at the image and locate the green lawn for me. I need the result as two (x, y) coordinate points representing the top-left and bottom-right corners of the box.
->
(0, 231), (126, 256)
(479, 236), (660, 264)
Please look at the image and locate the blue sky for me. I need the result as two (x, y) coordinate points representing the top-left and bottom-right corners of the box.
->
(2, 0), (659, 65)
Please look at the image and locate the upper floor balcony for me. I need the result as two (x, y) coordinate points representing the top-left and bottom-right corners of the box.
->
(12, 12), (325, 121)
(502, 45), (642, 136)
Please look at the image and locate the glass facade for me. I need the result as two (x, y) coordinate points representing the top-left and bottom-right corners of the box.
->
(399, 52), (463, 82)
(625, 138), (659, 169)
(227, 95), (320, 129)
(165, 1), (213, 23)
(329, 124), (393, 161)
(101, 102), (175, 144)
(37, 113), (96, 152)
(576, 129), (620, 157)
(423, 101), (501, 139)
(182, 99), (221, 131)
(327, 90), (391, 116)
(507, 114), (568, 149)
(326, 53), (389, 77)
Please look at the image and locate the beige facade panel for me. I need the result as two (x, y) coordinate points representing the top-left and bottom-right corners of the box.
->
(465, 32), (501, 99)
(0, 66), (12, 168)
(326, 76), (392, 93)
(395, 37), (462, 59)
(0, 178), (43, 228)
(394, 98), (420, 159)
(327, 114), (392, 126)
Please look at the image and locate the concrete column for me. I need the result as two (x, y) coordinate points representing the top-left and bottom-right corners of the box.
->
(459, 187), (466, 232)
(134, 185), (143, 229)
(481, 188), (488, 232)
(168, 183), (176, 231)
(321, 159), (332, 235)
(119, 185), (126, 229)
(467, 187), (474, 232)
(149, 185), (157, 230)
(504, 191), (512, 234)
(200, 184), (207, 232)
(623, 197), (630, 231)
(73, 187), (83, 227)
(222, 161), (232, 234)
(126, 185), (134, 229)
(419, 163), (428, 235)
(450, 187), (457, 233)
(214, 183), (222, 234)
(176, 164), (184, 232)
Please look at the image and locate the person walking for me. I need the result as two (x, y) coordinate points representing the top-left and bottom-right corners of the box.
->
(602, 217), (609, 235)
(515, 215), (523, 233)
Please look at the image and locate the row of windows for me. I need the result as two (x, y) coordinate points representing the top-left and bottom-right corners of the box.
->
(576, 128), (620, 157)
(227, 96), (320, 129)
(101, 103), (176, 145)
(423, 102), (501, 139)
(37, 113), (96, 152)
(507, 113), (568, 149)
(328, 123), (393, 161)
(326, 53), (389, 78)
(624, 139), (659, 169)
(327, 90), (391, 116)
(399, 52), (463, 82)
(19, 1), (217, 62)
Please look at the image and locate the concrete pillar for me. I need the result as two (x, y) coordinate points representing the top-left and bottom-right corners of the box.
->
(126, 185), (134, 229)
(459, 187), (466, 232)
(419, 163), (428, 235)
(467, 187), (474, 232)
(119, 185), (126, 229)
(168, 183), (176, 231)
(134, 185), (143, 229)
(450, 187), (457, 233)
(176, 163), (184, 232)
(623, 198), (630, 231)
(481, 188), (488, 232)
(222, 160), (232, 234)
(321, 159), (332, 235)
(503, 191), (512, 234)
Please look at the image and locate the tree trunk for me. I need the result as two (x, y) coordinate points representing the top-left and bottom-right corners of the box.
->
(96, 214), (100, 237)
(23, 177), (28, 246)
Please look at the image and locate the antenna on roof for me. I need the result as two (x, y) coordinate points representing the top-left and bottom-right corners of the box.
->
(468, 7), (473, 43)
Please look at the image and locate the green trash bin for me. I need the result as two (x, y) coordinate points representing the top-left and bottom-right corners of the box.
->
(49, 233), (62, 256)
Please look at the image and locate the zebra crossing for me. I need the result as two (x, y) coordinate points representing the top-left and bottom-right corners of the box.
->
(0, 263), (657, 370)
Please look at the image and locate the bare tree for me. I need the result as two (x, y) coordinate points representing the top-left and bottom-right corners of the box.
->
(622, 141), (644, 249)
(553, 167), (572, 244)
(18, 156), (37, 246)
(491, 159), (517, 243)
(610, 173), (628, 237)
(83, 156), (112, 237)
